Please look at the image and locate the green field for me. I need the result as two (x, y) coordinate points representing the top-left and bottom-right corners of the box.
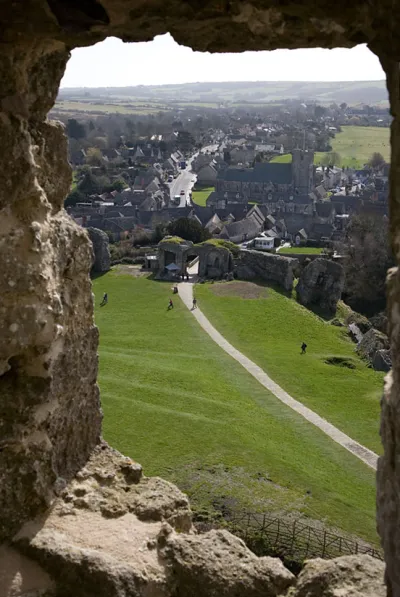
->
(279, 247), (324, 255)
(271, 126), (390, 168)
(196, 282), (383, 454)
(93, 270), (377, 544)
(52, 100), (166, 115)
(192, 186), (214, 206)
(328, 126), (390, 167)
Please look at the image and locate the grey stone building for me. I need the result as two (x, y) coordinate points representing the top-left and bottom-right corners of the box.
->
(215, 149), (314, 204)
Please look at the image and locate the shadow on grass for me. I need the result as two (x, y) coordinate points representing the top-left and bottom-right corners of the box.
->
(299, 301), (334, 322)
(90, 270), (109, 281)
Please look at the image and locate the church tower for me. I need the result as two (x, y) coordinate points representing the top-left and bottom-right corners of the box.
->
(291, 149), (314, 195)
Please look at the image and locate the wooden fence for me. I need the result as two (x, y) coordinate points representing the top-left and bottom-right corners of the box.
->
(199, 511), (383, 562)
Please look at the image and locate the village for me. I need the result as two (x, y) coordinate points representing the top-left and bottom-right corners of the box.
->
(65, 100), (389, 253)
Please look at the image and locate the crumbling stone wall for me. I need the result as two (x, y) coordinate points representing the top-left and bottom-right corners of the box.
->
(1, 1), (400, 595)
(197, 244), (233, 279)
(87, 227), (111, 273)
(296, 258), (344, 315)
(236, 250), (298, 291)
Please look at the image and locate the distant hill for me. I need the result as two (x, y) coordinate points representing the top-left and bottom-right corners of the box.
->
(58, 80), (388, 106)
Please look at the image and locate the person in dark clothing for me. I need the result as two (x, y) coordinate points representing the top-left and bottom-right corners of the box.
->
(100, 292), (108, 307)
(192, 297), (197, 309)
(168, 299), (174, 310)
(301, 342), (307, 354)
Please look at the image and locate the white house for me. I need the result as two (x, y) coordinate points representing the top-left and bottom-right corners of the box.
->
(253, 236), (275, 251)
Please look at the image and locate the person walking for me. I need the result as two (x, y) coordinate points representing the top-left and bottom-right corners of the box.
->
(168, 299), (174, 310)
(192, 297), (197, 310)
(100, 292), (108, 307)
(301, 341), (307, 354)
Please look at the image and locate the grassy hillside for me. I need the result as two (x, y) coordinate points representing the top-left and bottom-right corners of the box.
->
(329, 125), (390, 166)
(271, 126), (390, 168)
(93, 270), (377, 544)
(195, 281), (383, 454)
(59, 80), (388, 106)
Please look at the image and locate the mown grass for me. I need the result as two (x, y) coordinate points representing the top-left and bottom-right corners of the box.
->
(279, 247), (324, 255)
(195, 281), (384, 454)
(329, 126), (390, 166)
(93, 271), (377, 544)
(191, 186), (214, 206)
(271, 126), (390, 168)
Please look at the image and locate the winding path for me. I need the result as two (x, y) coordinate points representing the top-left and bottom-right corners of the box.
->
(178, 280), (378, 470)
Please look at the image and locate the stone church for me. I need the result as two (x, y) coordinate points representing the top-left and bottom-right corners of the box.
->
(215, 149), (315, 205)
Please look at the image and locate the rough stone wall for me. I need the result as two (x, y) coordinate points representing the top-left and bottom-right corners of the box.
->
(296, 258), (344, 315)
(1, 2), (400, 594)
(197, 245), (232, 278)
(157, 239), (193, 273)
(0, 43), (102, 542)
(87, 227), (111, 273)
(236, 250), (298, 291)
(377, 58), (400, 597)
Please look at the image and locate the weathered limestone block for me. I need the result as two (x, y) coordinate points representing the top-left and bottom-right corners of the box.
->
(160, 527), (295, 597)
(373, 349), (392, 372)
(12, 444), (296, 597)
(87, 227), (111, 273)
(289, 555), (386, 597)
(0, 45), (102, 542)
(236, 250), (298, 291)
(296, 258), (344, 315)
(0, 545), (56, 597)
(370, 312), (389, 335)
(357, 328), (390, 363)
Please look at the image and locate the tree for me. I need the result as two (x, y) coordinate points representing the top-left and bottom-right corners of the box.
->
(314, 105), (326, 118)
(167, 218), (210, 244)
(77, 171), (100, 196)
(321, 152), (342, 167)
(340, 102), (347, 111)
(86, 147), (104, 167)
(368, 152), (386, 170)
(64, 189), (85, 207)
(342, 214), (393, 314)
(153, 224), (167, 244)
(104, 178), (127, 193)
(66, 118), (86, 139)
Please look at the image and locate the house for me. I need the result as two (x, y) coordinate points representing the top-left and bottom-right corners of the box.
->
(294, 228), (308, 246)
(219, 208), (265, 244)
(205, 213), (223, 235)
(253, 236), (275, 251)
(196, 163), (218, 185)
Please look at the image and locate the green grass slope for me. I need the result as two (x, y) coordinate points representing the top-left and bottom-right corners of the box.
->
(192, 186), (214, 206)
(93, 271), (377, 543)
(195, 282), (383, 454)
(329, 125), (390, 166)
(271, 126), (390, 168)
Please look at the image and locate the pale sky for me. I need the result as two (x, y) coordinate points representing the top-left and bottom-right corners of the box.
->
(60, 33), (384, 88)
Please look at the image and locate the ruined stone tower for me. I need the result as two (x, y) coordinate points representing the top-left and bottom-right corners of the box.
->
(291, 149), (314, 194)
